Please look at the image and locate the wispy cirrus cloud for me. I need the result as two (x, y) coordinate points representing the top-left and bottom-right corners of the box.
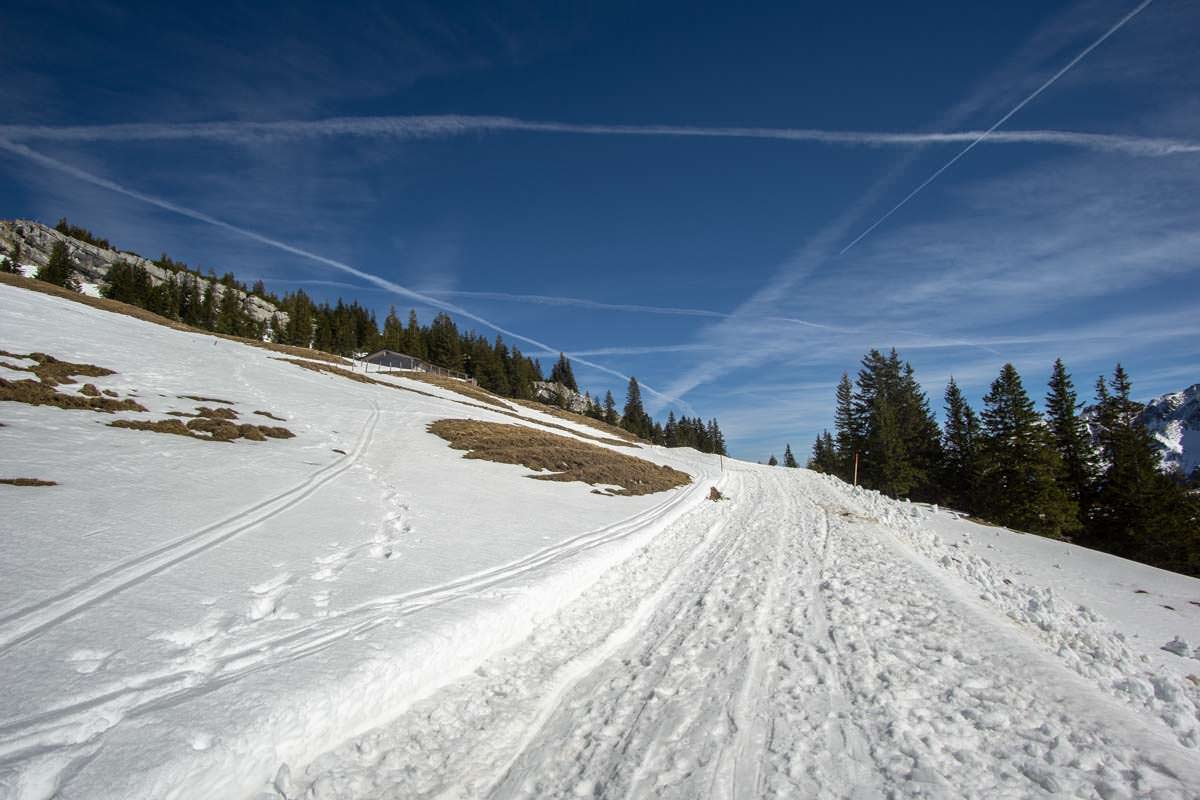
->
(2, 114), (1197, 158)
(0, 136), (694, 411)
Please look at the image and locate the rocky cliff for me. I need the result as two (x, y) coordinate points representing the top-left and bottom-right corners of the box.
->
(0, 219), (283, 326)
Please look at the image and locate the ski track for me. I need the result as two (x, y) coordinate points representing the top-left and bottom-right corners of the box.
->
(291, 467), (1200, 800)
(0, 443), (705, 774)
(0, 402), (382, 655)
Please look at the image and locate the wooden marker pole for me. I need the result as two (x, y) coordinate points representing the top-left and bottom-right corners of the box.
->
(853, 452), (859, 486)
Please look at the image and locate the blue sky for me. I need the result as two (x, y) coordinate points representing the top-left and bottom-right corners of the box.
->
(1, 0), (1198, 460)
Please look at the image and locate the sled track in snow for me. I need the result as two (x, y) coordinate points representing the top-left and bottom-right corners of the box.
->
(0, 403), (382, 654)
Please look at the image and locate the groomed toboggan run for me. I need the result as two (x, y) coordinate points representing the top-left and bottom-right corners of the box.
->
(1, 280), (1199, 800)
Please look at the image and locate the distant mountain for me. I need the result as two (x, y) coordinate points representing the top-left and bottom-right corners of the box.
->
(1137, 383), (1200, 481)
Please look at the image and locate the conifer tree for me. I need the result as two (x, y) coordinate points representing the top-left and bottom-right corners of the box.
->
(1045, 358), (1098, 523)
(622, 377), (649, 438)
(1089, 364), (1200, 572)
(603, 391), (618, 426)
(808, 431), (838, 473)
(978, 363), (1079, 538)
(549, 353), (578, 392)
(767, 454), (779, 466)
(783, 444), (798, 468)
(381, 306), (404, 351)
(37, 241), (78, 289)
(405, 310), (427, 359)
(941, 378), (981, 512)
(708, 419), (727, 456)
(832, 372), (859, 480)
(1, 255), (16, 274)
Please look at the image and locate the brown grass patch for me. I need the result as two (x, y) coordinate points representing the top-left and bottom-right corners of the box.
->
(180, 394), (236, 405)
(0, 349), (116, 387)
(109, 417), (293, 442)
(708, 486), (724, 501)
(254, 410), (287, 421)
(0, 477), (58, 486)
(395, 372), (510, 408)
(511, 399), (641, 444)
(284, 358), (634, 448)
(0, 272), (348, 365)
(428, 419), (690, 496)
(79, 383), (100, 397)
(0, 377), (146, 412)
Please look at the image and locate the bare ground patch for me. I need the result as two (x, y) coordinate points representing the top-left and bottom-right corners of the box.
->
(254, 410), (287, 421)
(0, 478), (57, 487)
(428, 419), (690, 496)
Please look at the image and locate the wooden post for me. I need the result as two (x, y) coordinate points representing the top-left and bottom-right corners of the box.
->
(853, 451), (859, 486)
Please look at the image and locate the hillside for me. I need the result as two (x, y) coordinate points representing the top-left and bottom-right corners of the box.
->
(2, 282), (1200, 799)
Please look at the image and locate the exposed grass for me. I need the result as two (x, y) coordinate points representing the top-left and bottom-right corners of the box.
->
(0, 349), (116, 387)
(428, 419), (690, 496)
(254, 410), (287, 421)
(393, 371), (510, 408)
(0, 377), (146, 413)
(109, 417), (293, 442)
(285, 358), (634, 448)
(708, 487), (724, 501)
(511, 399), (641, 444)
(0, 477), (57, 486)
(180, 394), (236, 405)
(0, 272), (348, 365)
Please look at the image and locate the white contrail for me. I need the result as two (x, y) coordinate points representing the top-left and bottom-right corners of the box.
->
(1, 114), (1196, 157)
(838, 0), (1156, 255)
(423, 289), (727, 318)
(529, 344), (715, 358)
(0, 137), (693, 411)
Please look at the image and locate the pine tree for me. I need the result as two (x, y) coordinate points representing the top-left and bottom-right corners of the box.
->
(767, 454), (779, 466)
(381, 306), (404, 351)
(37, 241), (78, 289)
(941, 378), (981, 512)
(808, 431), (838, 473)
(783, 444), (798, 468)
(622, 377), (649, 438)
(603, 391), (618, 426)
(549, 353), (578, 392)
(1, 255), (17, 274)
(1045, 358), (1098, 524)
(832, 372), (859, 481)
(1089, 364), (1200, 573)
(978, 363), (1079, 538)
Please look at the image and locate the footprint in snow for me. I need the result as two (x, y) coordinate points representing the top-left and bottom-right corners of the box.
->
(65, 648), (113, 675)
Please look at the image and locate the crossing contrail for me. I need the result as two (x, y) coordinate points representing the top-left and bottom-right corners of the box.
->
(0, 136), (694, 412)
(0, 114), (1195, 157)
(838, 0), (1156, 255)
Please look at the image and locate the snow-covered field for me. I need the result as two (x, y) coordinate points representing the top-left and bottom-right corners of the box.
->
(2, 283), (1199, 799)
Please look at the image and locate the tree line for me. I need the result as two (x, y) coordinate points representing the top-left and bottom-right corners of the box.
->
(6, 224), (728, 455)
(789, 348), (1199, 576)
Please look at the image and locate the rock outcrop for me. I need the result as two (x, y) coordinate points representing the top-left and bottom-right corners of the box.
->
(0, 219), (284, 326)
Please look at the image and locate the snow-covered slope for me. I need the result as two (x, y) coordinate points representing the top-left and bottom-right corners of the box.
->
(1138, 383), (1200, 479)
(3, 283), (1200, 799)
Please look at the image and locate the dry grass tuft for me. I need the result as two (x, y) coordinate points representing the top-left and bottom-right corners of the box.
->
(510, 399), (641, 444)
(110, 418), (193, 437)
(109, 417), (294, 442)
(0, 377), (146, 413)
(180, 394), (236, 405)
(1, 477), (58, 486)
(394, 371), (510, 408)
(254, 410), (287, 421)
(79, 383), (100, 397)
(708, 486), (724, 501)
(0, 349), (116, 387)
(428, 419), (690, 496)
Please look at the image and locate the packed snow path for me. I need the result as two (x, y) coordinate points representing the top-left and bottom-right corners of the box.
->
(292, 467), (1200, 800)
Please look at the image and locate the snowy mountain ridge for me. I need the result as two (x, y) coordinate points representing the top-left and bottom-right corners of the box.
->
(1138, 382), (1200, 480)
